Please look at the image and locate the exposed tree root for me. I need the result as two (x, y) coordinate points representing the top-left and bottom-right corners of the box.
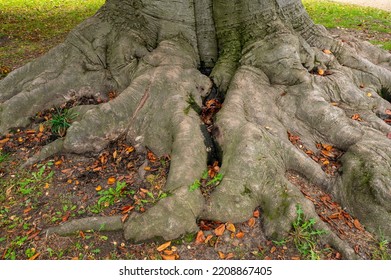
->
(2, 0), (391, 259)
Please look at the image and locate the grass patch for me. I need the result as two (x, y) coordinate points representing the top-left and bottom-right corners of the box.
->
(0, 0), (105, 68)
(303, 0), (391, 34)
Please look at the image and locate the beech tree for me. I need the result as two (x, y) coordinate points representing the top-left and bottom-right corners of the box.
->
(1, 0), (390, 259)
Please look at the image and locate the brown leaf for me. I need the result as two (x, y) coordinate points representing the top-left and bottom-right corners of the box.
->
(214, 224), (226, 236)
(147, 151), (157, 162)
(157, 241), (171, 252)
(320, 150), (336, 158)
(225, 253), (234, 260)
(121, 214), (129, 223)
(236, 232), (245, 239)
(329, 213), (340, 219)
(29, 252), (40, 260)
(226, 223), (236, 233)
(353, 219), (363, 231)
(248, 217), (256, 228)
(270, 246), (277, 254)
(163, 250), (174, 256)
(161, 254), (176, 260)
(205, 235), (213, 243)
(218, 251), (226, 259)
(322, 144), (333, 151)
(351, 114), (362, 121)
(62, 211), (70, 222)
(195, 230), (205, 244)
(121, 205), (135, 214)
(0, 138), (10, 145)
(79, 231), (85, 239)
(39, 124), (45, 133)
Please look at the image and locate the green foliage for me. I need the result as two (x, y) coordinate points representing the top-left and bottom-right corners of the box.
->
(189, 171), (223, 192)
(49, 108), (78, 137)
(372, 231), (391, 260)
(18, 162), (54, 195)
(0, 0), (105, 67)
(91, 181), (134, 213)
(290, 204), (326, 260)
(303, 0), (391, 50)
(0, 151), (9, 164)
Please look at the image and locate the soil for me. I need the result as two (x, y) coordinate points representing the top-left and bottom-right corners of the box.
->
(1, 28), (390, 260)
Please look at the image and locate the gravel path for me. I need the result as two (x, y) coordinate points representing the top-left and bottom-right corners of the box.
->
(331, 0), (391, 11)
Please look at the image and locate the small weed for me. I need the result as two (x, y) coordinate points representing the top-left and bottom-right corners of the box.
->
(290, 204), (326, 260)
(18, 162), (53, 195)
(49, 108), (78, 137)
(91, 181), (134, 213)
(372, 232), (390, 260)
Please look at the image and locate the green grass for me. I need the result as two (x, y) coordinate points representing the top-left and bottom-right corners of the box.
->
(303, 0), (391, 34)
(0, 0), (105, 67)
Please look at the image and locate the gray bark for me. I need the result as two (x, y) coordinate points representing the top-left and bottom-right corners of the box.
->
(1, 0), (391, 259)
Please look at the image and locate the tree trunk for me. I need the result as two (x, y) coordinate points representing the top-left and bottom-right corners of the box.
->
(1, 0), (391, 259)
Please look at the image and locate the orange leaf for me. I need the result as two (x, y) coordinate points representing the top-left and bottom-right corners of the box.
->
(323, 49), (332, 54)
(157, 241), (171, 252)
(163, 250), (174, 256)
(147, 151), (157, 162)
(62, 212), (70, 222)
(125, 146), (135, 154)
(236, 232), (245, 239)
(121, 214), (129, 223)
(317, 68), (325, 76)
(270, 246), (277, 254)
(107, 177), (116, 185)
(320, 150), (335, 158)
(23, 207), (32, 214)
(39, 124), (45, 133)
(121, 205), (135, 214)
(214, 224), (226, 236)
(218, 251), (226, 259)
(253, 209), (260, 218)
(322, 144), (333, 151)
(195, 230), (206, 244)
(248, 217), (256, 227)
(79, 231), (85, 239)
(161, 254), (176, 260)
(95, 185), (102, 191)
(226, 223), (236, 233)
(144, 166), (151, 171)
(225, 253), (234, 260)
(351, 114), (362, 121)
(205, 235), (213, 243)
(353, 219), (363, 231)
(29, 252), (40, 260)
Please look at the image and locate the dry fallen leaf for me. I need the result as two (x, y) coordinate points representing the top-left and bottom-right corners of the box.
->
(218, 251), (226, 259)
(29, 252), (40, 260)
(214, 224), (226, 236)
(323, 49), (332, 54)
(157, 241), (171, 252)
(195, 230), (206, 244)
(270, 246), (277, 254)
(248, 217), (256, 227)
(236, 232), (245, 239)
(253, 209), (260, 218)
(161, 254), (176, 260)
(353, 219), (363, 231)
(95, 185), (102, 191)
(226, 223), (236, 233)
(107, 177), (116, 185)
